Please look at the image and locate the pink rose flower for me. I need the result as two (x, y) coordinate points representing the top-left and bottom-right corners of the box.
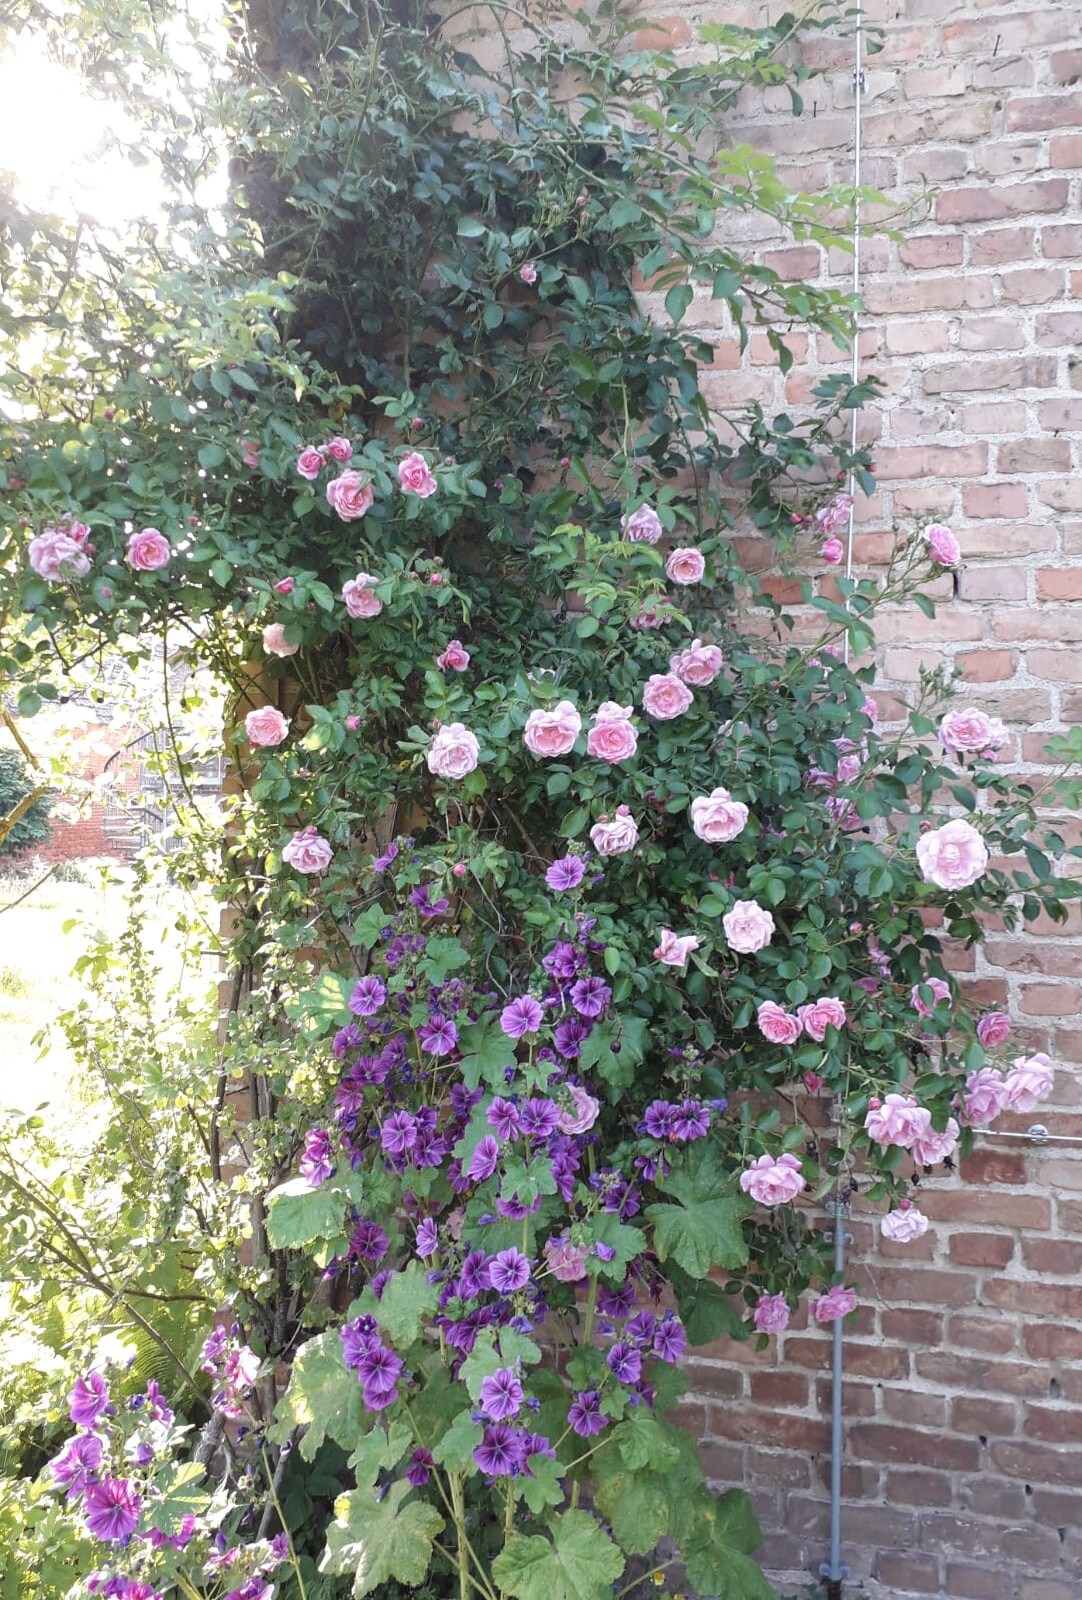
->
(916, 818), (988, 891)
(282, 827), (334, 874)
(518, 263), (538, 286)
(325, 436), (353, 464)
(642, 674), (693, 721)
(670, 639), (723, 686)
(296, 446), (325, 479)
(665, 547), (706, 585)
(757, 1001), (801, 1045)
(812, 1286), (857, 1324)
(557, 1085), (600, 1135)
(629, 606), (665, 630)
(589, 806), (639, 855)
(244, 707), (290, 747)
(864, 1094), (925, 1149)
(753, 1293), (791, 1335)
(654, 929), (701, 968)
(821, 536), (845, 565)
(398, 451), (438, 499)
(620, 503), (663, 544)
(126, 528), (171, 571)
(238, 437), (261, 467)
(342, 573), (383, 619)
(274, 576), (295, 595)
(345, 715), (361, 731)
(815, 493), (853, 535)
(910, 977), (951, 1018)
(798, 997), (847, 1041)
(436, 639), (471, 672)
(262, 622), (300, 658)
(326, 470), (375, 520)
(524, 701), (582, 758)
(1004, 1052), (1054, 1113)
(940, 707), (1009, 759)
(426, 723), (481, 780)
(925, 522), (961, 567)
(739, 1152), (806, 1207)
(976, 1011), (1011, 1048)
(691, 788), (749, 844)
(722, 899), (774, 954)
(543, 1234), (588, 1283)
(28, 523), (92, 581)
(880, 1204), (929, 1244)
(909, 1113), (959, 1166)
(963, 1067), (1010, 1128)
(586, 703), (638, 764)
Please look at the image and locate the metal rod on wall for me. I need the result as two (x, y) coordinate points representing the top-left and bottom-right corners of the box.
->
(823, 2), (864, 1595)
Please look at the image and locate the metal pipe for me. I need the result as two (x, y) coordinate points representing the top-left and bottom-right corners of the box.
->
(841, 0), (864, 665)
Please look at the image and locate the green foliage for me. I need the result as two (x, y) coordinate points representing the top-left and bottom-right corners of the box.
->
(0, 749), (52, 858)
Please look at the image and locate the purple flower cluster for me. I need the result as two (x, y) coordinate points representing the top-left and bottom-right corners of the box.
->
(342, 1314), (406, 1411)
(200, 1327), (260, 1420)
(299, 1127), (336, 1185)
(473, 1424), (555, 1478)
(640, 1098), (712, 1143)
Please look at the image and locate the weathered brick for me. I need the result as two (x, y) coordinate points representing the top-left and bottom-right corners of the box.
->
(948, 1232), (1015, 1269)
(951, 1396), (1018, 1437)
(996, 439), (1073, 474)
(876, 1551), (942, 1593)
(925, 356), (1058, 395)
(945, 1562), (1019, 1600)
(958, 315), (1025, 352)
(969, 227), (1035, 266)
(935, 180), (1070, 224)
(962, 483), (1030, 518)
(1005, 92), (1082, 133)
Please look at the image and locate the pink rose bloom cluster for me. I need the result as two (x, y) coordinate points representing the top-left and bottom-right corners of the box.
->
(665, 547), (705, 585)
(910, 976), (951, 1018)
(976, 1010), (1011, 1047)
(342, 572), (383, 619)
(436, 639), (470, 672)
(722, 899), (774, 954)
(426, 723), (480, 780)
(925, 522), (961, 567)
(282, 827), (334, 874)
(28, 518), (92, 581)
(586, 702), (638, 763)
(940, 706), (1009, 759)
(557, 1084), (600, 1135)
(398, 451), (438, 498)
(127, 527), (171, 571)
(740, 1152), (806, 1207)
(821, 536), (845, 565)
(620, 503), (663, 544)
(865, 1094), (959, 1166)
(590, 806), (638, 855)
(962, 1066), (1011, 1127)
(262, 622), (299, 658)
(326, 470), (375, 520)
(916, 818), (988, 891)
(654, 929), (700, 968)
(753, 1293), (791, 1335)
(757, 998), (845, 1044)
(298, 436), (353, 477)
(524, 701), (581, 758)
(670, 639), (723, 686)
(815, 492), (853, 536)
(1004, 1052), (1054, 1113)
(812, 1285), (857, 1324)
(642, 674), (692, 721)
(691, 787), (749, 844)
(880, 1203), (929, 1243)
(244, 707), (290, 748)
(239, 435), (261, 467)
(543, 1233), (588, 1282)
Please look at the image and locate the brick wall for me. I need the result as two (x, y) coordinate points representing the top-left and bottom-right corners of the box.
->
(632, 2), (1082, 1596)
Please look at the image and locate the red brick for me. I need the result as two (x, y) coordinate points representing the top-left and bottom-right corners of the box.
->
(969, 227), (1035, 266)
(957, 650), (1018, 683)
(944, 13), (1076, 53)
(948, 1232), (1015, 1268)
(999, 267), (1066, 305)
(1038, 567), (1082, 601)
(1024, 1324), (1082, 1360)
(633, 17), (691, 50)
(1038, 398), (1082, 431)
(984, 1279), (1082, 1318)
(957, 1147), (1028, 1186)
(958, 315), (1025, 353)
(885, 320), (951, 355)
(1019, 982), (1082, 1017)
(876, 1552), (941, 1593)
(872, 1266), (980, 1309)
(883, 1389), (946, 1428)
(850, 1423), (979, 1471)
(962, 483), (1030, 518)
(996, 439), (1073, 474)
(935, 180), (1069, 224)
(1005, 92), (1082, 133)
(945, 1564), (1017, 1600)
(1041, 223), (1082, 258)
(957, 565), (1029, 601)
(1050, 49), (1082, 84)
(748, 1371), (808, 1407)
(762, 246), (821, 280)
(925, 356), (1058, 394)
(1028, 648), (1082, 683)
(916, 1354), (1052, 1398)
(900, 234), (964, 270)
(1051, 133), (1082, 166)
(946, 1315), (1018, 1356)
(886, 1468), (953, 1508)
(951, 1396), (1018, 1437)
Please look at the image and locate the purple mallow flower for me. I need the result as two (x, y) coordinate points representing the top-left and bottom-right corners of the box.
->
(83, 1478), (141, 1543)
(520, 1097), (561, 1138)
(299, 1128), (336, 1185)
(606, 1342), (643, 1386)
(381, 1109), (418, 1155)
(419, 1017), (458, 1055)
(487, 1096), (522, 1140)
(500, 996), (543, 1039)
(546, 855), (586, 891)
(488, 1248), (530, 1293)
(349, 1220), (390, 1261)
(473, 1423), (526, 1476)
(468, 1136), (501, 1183)
(570, 977), (610, 1018)
(654, 1311), (687, 1364)
(554, 1016), (590, 1058)
(567, 1390), (606, 1438)
(479, 1367), (524, 1421)
(416, 1219), (438, 1258)
(68, 1372), (109, 1429)
(51, 1432), (103, 1497)
(406, 1447), (435, 1487)
(349, 976), (387, 1016)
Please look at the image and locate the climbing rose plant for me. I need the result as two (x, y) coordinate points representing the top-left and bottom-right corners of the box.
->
(1, 3), (1078, 1599)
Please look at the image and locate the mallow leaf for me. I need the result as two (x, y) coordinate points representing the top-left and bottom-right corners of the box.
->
(321, 1480), (444, 1598)
(492, 1511), (624, 1600)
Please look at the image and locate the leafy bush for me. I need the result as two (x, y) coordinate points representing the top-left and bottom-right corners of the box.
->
(0, 749), (52, 858)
